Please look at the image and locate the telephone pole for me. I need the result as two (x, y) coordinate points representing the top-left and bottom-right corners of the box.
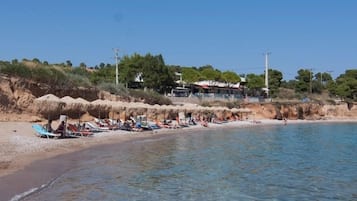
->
(114, 48), (119, 85)
(264, 52), (271, 97)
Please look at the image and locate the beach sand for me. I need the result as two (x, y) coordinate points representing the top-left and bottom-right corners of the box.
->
(0, 119), (356, 200)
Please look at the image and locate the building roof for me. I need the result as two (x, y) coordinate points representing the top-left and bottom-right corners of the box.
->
(193, 80), (242, 89)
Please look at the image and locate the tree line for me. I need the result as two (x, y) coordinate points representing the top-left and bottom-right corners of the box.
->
(0, 55), (356, 101)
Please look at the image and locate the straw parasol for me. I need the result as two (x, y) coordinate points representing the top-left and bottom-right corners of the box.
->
(88, 99), (112, 119)
(34, 94), (66, 120)
(60, 96), (90, 119)
(125, 102), (148, 117)
(107, 100), (126, 120)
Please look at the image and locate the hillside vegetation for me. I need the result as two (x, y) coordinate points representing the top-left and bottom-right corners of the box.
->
(0, 56), (356, 106)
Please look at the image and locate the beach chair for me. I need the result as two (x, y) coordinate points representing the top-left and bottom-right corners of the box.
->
(32, 124), (61, 139)
(94, 118), (118, 130)
(67, 124), (94, 137)
(85, 122), (109, 132)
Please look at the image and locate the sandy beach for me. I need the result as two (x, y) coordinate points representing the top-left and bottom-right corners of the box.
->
(0, 118), (356, 200)
(1, 118), (356, 177)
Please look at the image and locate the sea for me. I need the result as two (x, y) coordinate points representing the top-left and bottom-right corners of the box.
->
(15, 122), (357, 201)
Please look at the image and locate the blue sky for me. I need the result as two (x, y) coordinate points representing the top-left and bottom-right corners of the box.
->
(1, 0), (356, 80)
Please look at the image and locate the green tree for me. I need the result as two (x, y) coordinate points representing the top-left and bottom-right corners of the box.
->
(99, 62), (105, 69)
(79, 62), (87, 68)
(66, 60), (73, 67)
(268, 69), (283, 97)
(11, 59), (18, 65)
(200, 67), (221, 81)
(181, 67), (203, 83)
(281, 80), (296, 89)
(141, 54), (175, 93)
(246, 73), (265, 96)
(198, 65), (215, 72)
(119, 53), (144, 87)
(119, 53), (175, 93)
(295, 69), (313, 93)
(90, 65), (115, 84)
(331, 69), (357, 100)
(315, 72), (333, 87)
(222, 71), (241, 83)
(32, 58), (41, 63)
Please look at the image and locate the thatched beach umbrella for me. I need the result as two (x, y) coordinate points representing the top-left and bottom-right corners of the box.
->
(125, 102), (148, 117)
(212, 106), (229, 120)
(62, 96), (91, 118)
(60, 96), (88, 119)
(110, 101), (128, 120)
(147, 104), (164, 120)
(34, 94), (65, 120)
(88, 99), (112, 119)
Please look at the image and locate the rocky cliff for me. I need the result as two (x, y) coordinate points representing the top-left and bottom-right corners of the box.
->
(0, 75), (356, 121)
(244, 102), (357, 120)
(0, 75), (99, 113)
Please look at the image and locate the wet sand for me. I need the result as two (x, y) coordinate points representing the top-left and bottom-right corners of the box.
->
(0, 119), (356, 200)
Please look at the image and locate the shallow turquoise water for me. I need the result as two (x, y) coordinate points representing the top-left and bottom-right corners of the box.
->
(26, 123), (357, 201)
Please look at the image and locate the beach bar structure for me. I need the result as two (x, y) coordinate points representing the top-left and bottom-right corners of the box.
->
(170, 79), (247, 101)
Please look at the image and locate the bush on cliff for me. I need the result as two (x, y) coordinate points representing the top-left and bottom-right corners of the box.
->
(129, 89), (172, 105)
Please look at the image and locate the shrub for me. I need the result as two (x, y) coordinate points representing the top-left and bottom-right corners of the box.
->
(98, 82), (130, 97)
(31, 66), (54, 84)
(0, 63), (31, 78)
(129, 89), (172, 105)
(66, 73), (92, 88)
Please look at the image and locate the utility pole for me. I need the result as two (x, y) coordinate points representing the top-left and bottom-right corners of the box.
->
(264, 52), (271, 97)
(114, 48), (119, 85)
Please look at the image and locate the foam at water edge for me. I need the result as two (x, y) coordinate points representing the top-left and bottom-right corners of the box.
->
(9, 174), (62, 201)
(10, 184), (46, 201)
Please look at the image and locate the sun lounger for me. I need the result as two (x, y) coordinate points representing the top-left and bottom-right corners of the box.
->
(67, 124), (94, 137)
(85, 122), (109, 132)
(32, 124), (61, 138)
(94, 118), (119, 130)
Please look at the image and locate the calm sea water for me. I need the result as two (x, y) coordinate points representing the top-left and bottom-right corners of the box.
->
(24, 123), (357, 201)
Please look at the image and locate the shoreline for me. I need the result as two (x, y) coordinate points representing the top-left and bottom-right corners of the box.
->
(0, 119), (356, 200)
(1, 118), (357, 177)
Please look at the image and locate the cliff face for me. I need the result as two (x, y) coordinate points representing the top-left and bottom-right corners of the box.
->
(245, 102), (357, 120)
(0, 76), (35, 112)
(0, 76), (99, 113)
(0, 75), (356, 121)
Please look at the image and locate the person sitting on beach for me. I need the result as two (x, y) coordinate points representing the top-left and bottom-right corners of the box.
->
(54, 121), (66, 137)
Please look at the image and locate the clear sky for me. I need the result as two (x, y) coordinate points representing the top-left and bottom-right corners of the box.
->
(1, 0), (356, 80)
